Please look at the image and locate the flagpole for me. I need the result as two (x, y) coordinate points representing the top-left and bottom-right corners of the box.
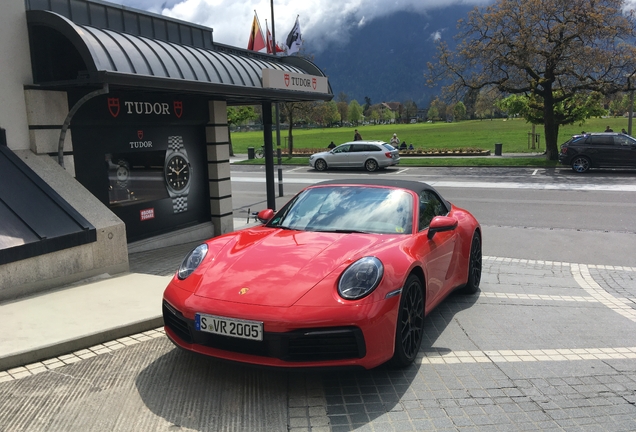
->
(271, 0), (283, 197)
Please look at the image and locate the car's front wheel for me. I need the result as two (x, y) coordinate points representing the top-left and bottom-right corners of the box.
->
(365, 159), (378, 172)
(459, 231), (482, 295)
(571, 156), (591, 173)
(390, 275), (424, 367)
(314, 159), (327, 171)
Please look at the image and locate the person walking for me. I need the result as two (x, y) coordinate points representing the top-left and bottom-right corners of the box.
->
(390, 133), (400, 147)
(354, 129), (362, 141)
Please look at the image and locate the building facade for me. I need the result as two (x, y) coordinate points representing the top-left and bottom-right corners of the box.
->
(0, 0), (332, 301)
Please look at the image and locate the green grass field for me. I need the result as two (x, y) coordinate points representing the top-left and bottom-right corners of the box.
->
(230, 116), (630, 154)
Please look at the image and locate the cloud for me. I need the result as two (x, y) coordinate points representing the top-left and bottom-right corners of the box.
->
(110, 0), (486, 52)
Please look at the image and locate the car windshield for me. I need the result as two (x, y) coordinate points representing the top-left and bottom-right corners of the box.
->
(267, 186), (413, 234)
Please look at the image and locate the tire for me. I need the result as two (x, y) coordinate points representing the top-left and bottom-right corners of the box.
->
(571, 156), (591, 173)
(255, 149), (264, 158)
(390, 275), (424, 367)
(459, 231), (482, 295)
(365, 159), (378, 172)
(314, 159), (327, 171)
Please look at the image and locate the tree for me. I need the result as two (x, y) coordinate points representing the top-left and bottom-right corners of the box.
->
(280, 102), (314, 156)
(337, 101), (349, 125)
(453, 101), (467, 121)
(403, 99), (418, 122)
(363, 96), (372, 114)
(428, 0), (636, 159)
(370, 109), (380, 124)
(227, 106), (258, 156)
(427, 105), (439, 122)
(348, 100), (363, 125)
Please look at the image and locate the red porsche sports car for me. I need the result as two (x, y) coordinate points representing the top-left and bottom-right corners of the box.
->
(163, 179), (481, 369)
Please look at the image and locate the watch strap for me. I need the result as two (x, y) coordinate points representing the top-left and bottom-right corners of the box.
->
(168, 135), (185, 152)
(172, 196), (188, 213)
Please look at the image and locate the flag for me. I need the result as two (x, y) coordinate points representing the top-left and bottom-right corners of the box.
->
(265, 21), (285, 54)
(285, 16), (302, 55)
(247, 14), (266, 52)
(266, 21), (274, 54)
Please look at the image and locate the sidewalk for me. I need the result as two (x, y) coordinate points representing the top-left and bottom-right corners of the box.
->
(0, 219), (252, 372)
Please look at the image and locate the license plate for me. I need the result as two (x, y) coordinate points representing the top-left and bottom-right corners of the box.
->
(195, 313), (263, 341)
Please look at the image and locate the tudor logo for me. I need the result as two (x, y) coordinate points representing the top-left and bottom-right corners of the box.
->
(174, 101), (183, 118)
(137, 130), (144, 140)
(108, 98), (120, 118)
(238, 287), (250, 295)
(312, 77), (317, 90)
(284, 73), (290, 87)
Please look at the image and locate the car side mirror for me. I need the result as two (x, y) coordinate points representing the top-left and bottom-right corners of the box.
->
(427, 216), (458, 239)
(257, 209), (275, 224)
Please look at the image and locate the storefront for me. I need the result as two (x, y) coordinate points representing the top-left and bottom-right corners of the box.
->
(0, 0), (332, 299)
(24, 0), (333, 242)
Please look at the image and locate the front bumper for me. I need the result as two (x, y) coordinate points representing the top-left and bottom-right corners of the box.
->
(162, 284), (399, 369)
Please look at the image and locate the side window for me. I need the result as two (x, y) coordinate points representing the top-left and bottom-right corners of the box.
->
(615, 135), (636, 147)
(368, 145), (382, 152)
(333, 144), (350, 154)
(590, 136), (614, 146)
(418, 191), (448, 231)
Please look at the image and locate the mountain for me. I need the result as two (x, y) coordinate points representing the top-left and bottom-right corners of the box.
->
(309, 5), (473, 108)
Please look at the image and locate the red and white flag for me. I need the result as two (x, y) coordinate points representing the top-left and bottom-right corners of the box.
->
(247, 13), (266, 52)
(265, 23), (285, 54)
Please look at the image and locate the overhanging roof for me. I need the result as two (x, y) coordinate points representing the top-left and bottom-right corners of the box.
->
(25, 3), (332, 104)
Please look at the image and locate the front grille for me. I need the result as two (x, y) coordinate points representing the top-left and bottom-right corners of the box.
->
(287, 328), (365, 361)
(162, 301), (366, 362)
(163, 301), (192, 343)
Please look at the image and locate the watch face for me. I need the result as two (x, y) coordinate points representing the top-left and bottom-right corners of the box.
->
(116, 165), (129, 182)
(166, 155), (190, 191)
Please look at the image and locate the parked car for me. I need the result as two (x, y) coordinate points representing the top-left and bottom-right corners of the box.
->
(309, 140), (400, 172)
(162, 179), (482, 369)
(559, 132), (636, 173)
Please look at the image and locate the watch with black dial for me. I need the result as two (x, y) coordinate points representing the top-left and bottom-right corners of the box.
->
(164, 136), (191, 213)
(115, 159), (130, 189)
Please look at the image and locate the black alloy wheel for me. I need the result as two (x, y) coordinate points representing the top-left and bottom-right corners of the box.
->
(460, 232), (482, 294)
(390, 275), (424, 367)
(314, 159), (327, 171)
(571, 156), (591, 173)
(365, 159), (378, 172)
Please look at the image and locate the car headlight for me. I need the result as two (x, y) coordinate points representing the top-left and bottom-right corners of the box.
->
(177, 244), (208, 280)
(338, 256), (384, 300)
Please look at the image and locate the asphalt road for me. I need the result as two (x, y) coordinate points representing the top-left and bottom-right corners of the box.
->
(2, 165), (636, 431)
(230, 165), (636, 267)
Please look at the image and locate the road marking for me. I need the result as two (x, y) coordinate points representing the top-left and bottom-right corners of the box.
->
(532, 169), (538, 175)
(231, 176), (636, 192)
(396, 168), (410, 174)
(480, 292), (597, 302)
(418, 347), (636, 364)
(571, 263), (636, 322)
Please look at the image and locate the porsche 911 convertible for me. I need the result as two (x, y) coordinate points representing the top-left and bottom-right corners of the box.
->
(162, 179), (481, 369)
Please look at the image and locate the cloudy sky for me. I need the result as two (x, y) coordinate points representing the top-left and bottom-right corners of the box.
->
(111, 0), (489, 52)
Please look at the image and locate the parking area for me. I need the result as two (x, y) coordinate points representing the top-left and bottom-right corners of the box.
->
(1, 255), (635, 431)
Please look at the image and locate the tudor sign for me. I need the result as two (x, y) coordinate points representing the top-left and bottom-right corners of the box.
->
(261, 69), (328, 94)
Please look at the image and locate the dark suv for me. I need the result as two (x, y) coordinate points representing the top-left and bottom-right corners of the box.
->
(559, 132), (636, 173)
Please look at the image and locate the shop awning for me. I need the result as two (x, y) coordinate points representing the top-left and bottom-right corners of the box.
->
(25, 4), (332, 104)
(0, 146), (96, 265)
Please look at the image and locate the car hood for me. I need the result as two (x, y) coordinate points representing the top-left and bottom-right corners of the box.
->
(193, 227), (393, 307)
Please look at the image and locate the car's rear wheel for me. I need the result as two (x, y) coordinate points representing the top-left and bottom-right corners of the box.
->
(571, 156), (591, 173)
(390, 275), (424, 367)
(314, 159), (327, 171)
(365, 159), (378, 172)
(459, 231), (482, 295)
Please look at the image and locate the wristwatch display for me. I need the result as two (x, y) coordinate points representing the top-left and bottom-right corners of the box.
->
(115, 159), (130, 189)
(164, 136), (191, 213)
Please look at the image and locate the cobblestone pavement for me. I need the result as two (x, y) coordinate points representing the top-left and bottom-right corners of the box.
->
(1, 255), (636, 431)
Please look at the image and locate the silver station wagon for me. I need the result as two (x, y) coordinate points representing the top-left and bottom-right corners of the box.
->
(309, 140), (401, 172)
